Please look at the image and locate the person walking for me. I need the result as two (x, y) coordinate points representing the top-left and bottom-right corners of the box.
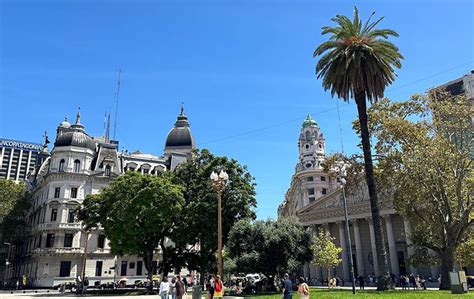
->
(82, 276), (89, 295)
(358, 275), (365, 290)
(206, 275), (215, 299)
(281, 273), (293, 299)
(213, 275), (223, 298)
(160, 277), (170, 299)
(297, 277), (310, 299)
(175, 275), (185, 299)
(171, 277), (177, 299)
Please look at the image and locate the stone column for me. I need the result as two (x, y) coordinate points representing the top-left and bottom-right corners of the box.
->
(338, 221), (350, 282)
(367, 218), (379, 276)
(352, 219), (365, 277)
(403, 217), (416, 274)
(384, 215), (400, 276)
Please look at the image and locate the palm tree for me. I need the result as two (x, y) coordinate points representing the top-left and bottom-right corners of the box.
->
(313, 7), (403, 290)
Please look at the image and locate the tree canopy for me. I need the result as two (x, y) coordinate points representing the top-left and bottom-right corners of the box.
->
(78, 171), (184, 281)
(368, 91), (473, 289)
(227, 217), (313, 289)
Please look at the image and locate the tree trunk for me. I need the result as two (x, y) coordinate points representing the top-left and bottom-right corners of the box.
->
(160, 239), (171, 278)
(143, 250), (155, 293)
(327, 269), (330, 288)
(354, 92), (391, 290)
(439, 247), (455, 290)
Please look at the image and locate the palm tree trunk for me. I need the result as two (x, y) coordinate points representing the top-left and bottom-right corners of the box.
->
(354, 91), (391, 290)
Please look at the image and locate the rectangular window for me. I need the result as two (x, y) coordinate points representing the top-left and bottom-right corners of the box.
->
(64, 234), (73, 247)
(46, 233), (55, 247)
(71, 187), (78, 199)
(98, 235), (106, 249)
(95, 261), (103, 277)
(59, 261), (71, 277)
(136, 261), (143, 276)
(309, 197), (315, 203)
(322, 188), (327, 195)
(321, 176), (326, 181)
(50, 209), (58, 222)
(308, 188), (315, 195)
(37, 235), (42, 248)
(54, 187), (60, 198)
(129, 262), (135, 269)
(67, 210), (75, 223)
(121, 261), (127, 276)
(306, 176), (314, 182)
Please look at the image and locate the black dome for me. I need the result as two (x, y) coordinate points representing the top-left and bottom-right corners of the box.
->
(54, 131), (96, 151)
(165, 127), (194, 147)
(164, 105), (195, 149)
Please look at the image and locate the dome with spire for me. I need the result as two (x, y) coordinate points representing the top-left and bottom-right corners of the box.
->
(54, 108), (96, 151)
(302, 114), (318, 128)
(165, 104), (195, 149)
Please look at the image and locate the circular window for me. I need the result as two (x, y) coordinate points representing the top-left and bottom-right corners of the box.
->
(305, 144), (310, 150)
(305, 163), (312, 168)
(318, 144), (322, 149)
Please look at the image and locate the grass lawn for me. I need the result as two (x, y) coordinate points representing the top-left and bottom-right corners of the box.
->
(246, 288), (474, 298)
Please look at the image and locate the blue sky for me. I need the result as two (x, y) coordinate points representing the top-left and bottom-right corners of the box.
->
(1, 0), (473, 219)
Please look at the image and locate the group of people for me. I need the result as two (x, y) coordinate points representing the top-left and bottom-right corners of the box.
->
(205, 274), (224, 299)
(400, 274), (427, 290)
(281, 273), (310, 299)
(159, 275), (187, 299)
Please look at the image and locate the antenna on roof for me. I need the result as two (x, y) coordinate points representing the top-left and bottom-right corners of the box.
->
(112, 69), (122, 140)
(104, 111), (111, 143)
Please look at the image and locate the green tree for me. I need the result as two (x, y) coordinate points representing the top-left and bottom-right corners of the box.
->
(311, 229), (342, 287)
(227, 217), (313, 291)
(0, 179), (26, 222)
(368, 91), (473, 290)
(78, 171), (184, 284)
(0, 180), (31, 276)
(173, 149), (257, 281)
(313, 6), (403, 290)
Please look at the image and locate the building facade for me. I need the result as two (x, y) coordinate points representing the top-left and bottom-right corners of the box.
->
(13, 106), (195, 287)
(0, 138), (44, 182)
(278, 116), (441, 283)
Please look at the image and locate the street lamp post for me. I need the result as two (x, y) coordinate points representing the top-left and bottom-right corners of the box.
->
(210, 170), (229, 278)
(339, 168), (356, 294)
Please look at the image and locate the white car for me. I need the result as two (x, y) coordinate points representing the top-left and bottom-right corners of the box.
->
(246, 274), (262, 283)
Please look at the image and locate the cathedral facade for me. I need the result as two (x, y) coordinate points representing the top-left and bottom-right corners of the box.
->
(16, 106), (195, 288)
(278, 115), (441, 284)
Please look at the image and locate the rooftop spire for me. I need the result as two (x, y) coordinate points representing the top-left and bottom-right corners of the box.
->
(302, 113), (317, 128)
(180, 101), (185, 116)
(75, 107), (81, 125)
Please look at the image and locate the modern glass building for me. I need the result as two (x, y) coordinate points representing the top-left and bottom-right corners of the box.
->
(0, 138), (43, 181)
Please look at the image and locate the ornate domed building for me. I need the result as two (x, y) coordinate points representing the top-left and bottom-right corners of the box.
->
(19, 106), (195, 287)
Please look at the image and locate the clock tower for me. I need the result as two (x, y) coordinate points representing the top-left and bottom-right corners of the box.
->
(296, 114), (326, 173)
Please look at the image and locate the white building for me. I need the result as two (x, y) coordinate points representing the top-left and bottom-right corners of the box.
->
(16, 106), (195, 287)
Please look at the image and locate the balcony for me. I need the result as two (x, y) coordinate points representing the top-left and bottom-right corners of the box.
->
(34, 222), (82, 232)
(32, 247), (84, 255)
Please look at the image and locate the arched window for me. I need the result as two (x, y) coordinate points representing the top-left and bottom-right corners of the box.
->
(73, 160), (81, 173)
(59, 159), (65, 172)
(105, 165), (111, 176)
